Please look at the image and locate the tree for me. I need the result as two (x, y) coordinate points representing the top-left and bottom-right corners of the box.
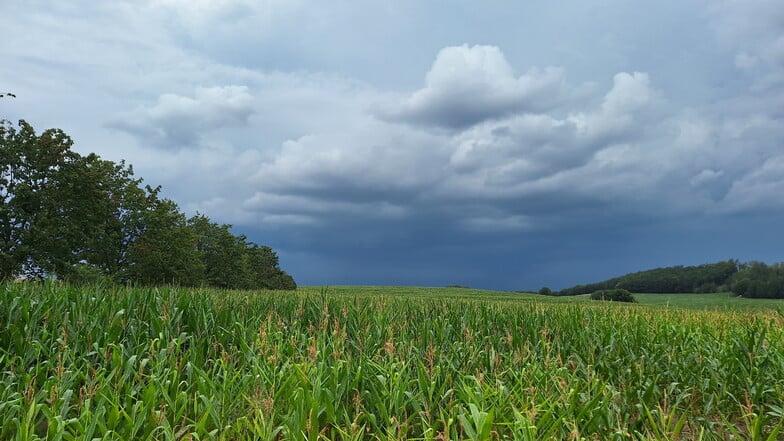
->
(538, 287), (552, 296)
(242, 244), (296, 290)
(30, 154), (151, 281)
(123, 197), (204, 286)
(72, 158), (150, 278)
(187, 214), (297, 290)
(0, 119), (153, 281)
(188, 214), (248, 289)
(590, 289), (637, 303)
(556, 260), (739, 295)
(730, 261), (784, 299)
(0, 120), (80, 279)
(1, 119), (297, 288)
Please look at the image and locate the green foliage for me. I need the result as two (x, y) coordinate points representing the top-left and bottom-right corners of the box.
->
(124, 198), (205, 286)
(242, 244), (297, 290)
(0, 120), (295, 289)
(590, 288), (637, 303)
(0, 120), (81, 279)
(64, 262), (115, 286)
(0, 283), (782, 439)
(538, 286), (552, 296)
(0, 120), (159, 281)
(189, 213), (245, 288)
(694, 281), (720, 293)
(558, 260), (739, 295)
(188, 214), (296, 290)
(731, 261), (784, 299)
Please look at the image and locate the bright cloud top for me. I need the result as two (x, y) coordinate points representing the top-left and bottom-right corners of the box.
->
(377, 45), (565, 129)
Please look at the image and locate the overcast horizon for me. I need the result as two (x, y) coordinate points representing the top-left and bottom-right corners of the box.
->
(2, 1), (783, 290)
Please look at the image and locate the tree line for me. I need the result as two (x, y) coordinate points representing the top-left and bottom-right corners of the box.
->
(1, 119), (296, 289)
(554, 260), (738, 296)
(549, 259), (784, 298)
(729, 261), (784, 299)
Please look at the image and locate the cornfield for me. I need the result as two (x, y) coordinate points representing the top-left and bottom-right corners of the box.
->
(1, 283), (782, 440)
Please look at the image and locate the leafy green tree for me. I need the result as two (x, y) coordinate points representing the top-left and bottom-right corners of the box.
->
(242, 244), (296, 290)
(1, 119), (296, 288)
(0, 119), (152, 281)
(188, 214), (248, 289)
(730, 261), (784, 299)
(0, 120), (81, 279)
(73, 159), (150, 278)
(123, 197), (205, 286)
(31, 154), (150, 281)
(187, 214), (297, 290)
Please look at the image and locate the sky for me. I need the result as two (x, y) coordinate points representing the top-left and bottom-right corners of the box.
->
(1, 0), (783, 290)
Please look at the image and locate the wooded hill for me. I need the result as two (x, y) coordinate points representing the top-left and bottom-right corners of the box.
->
(556, 260), (738, 296)
(554, 260), (784, 299)
(556, 260), (784, 298)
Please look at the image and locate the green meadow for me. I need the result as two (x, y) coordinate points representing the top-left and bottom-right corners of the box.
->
(631, 293), (784, 312)
(301, 286), (784, 312)
(1, 283), (783, 440)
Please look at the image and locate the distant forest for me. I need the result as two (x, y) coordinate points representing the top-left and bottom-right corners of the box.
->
(1, 119), (296, 290)
(551, 260), (784, 299)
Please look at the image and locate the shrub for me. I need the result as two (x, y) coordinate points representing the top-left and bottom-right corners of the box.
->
(538, 287), (553, 296)
(590, 288), (637, 303)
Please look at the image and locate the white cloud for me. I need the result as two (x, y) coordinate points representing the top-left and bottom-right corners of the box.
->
(567, 72), (656, 142)
(462, 215), (535, 232)
(221, 55), (780, 228)
(735, 52), (759, 71)
(691, 169), (724, 187)
(147, 0), (307, 40)
(376, 45), (565, 128)
(108, 86), (254, 148)
(243, 192), (408, 222)
(601, 72), (653, 114)
(721, 155), (784, 212)
(435, 72), (658, 203)
(249, 119), (450, 195)
(706, 0), (784, 89)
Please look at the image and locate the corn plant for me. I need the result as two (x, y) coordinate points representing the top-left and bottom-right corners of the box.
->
(0, 282), (782, 440)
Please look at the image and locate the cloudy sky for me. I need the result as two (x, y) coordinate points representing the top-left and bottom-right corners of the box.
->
(2, 0), (783, 290)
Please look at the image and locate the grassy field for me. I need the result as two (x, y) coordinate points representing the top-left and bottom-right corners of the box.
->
(301, 286), (784, 312)
(632, 293), (784, 312)
(1, 283), (783, 440)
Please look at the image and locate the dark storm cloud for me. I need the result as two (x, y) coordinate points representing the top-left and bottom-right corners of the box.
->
(256, 211), (784, 291)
